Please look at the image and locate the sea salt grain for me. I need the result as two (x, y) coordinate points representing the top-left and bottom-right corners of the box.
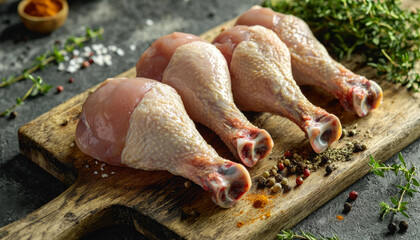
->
(146, 19), (153, 26)
(116, 49), (125, 56)
(85, 164), (90, 168)
(130, 45), (136, 51)
(101, 174), (108, 178)
(93, 171), (98, 175)
(111, 172), (116, 175)
(108, 45), (117, 52)
(72, 49), (80, 56)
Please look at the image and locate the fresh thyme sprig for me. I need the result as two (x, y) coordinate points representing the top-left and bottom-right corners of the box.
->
(0, 74), (52, 117)
(277, 230), (339, 240)
(369, 153), (419, 219)
(0, 27), (104, 88)
(263, 0), (420, 91)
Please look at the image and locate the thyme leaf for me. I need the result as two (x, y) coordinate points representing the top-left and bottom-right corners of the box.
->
(369, 153), (418, 219)
(263, 0), (420, 91)
(277, 230), (339, 240)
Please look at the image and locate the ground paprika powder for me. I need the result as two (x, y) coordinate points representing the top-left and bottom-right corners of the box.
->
(24, 0), (62, 17)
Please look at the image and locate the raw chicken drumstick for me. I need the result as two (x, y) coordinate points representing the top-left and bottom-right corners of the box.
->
(76, 78), (251, 208)
(213, 25), (341, 153)
(136, 32), (273, 167)
(236, 6), (383, 117)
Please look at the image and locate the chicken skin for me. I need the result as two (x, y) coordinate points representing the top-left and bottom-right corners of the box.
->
(76, 78), (251, 208)
(213, 25), (342, 153)
(136, 33), (273, 167)
(236, 6), (383, 117)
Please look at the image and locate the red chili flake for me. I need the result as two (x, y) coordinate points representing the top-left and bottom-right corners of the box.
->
(88, 58), (94, 64)
(278, 163), (285, 171)
(296, 177), (303, 186)
(349, 191), (359, 200)
(68, 77), (74, 83)
(303, 168), (311, 178)
(56, 85), (64, 93)
(82, 61), (90, 68)
(284, 151), (292, 158)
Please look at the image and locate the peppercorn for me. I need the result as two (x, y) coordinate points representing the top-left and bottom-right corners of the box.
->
(388, 222), (397, 234)
(271, 183), (282, 193)
(82, 60), (90, 68)
(68, 77), (74, 83)
(341, 129), (347, 139)
(283, 185), (291, 192)
(56, 85), (64, 93)
(348, 129), (356, 137)
(281, 178), (288, 185)
(361, 144), (367, 151)
(270, 169), (277, 176)
(257, 177), (267, 189)
(284, 159), (291, 166)
(343, 202), (352, 213)
(262, 171), (270, 178)
(274, 174), (283, 182)
(321, 155), (329, 165)
(325, 165), (333, 175)
(353, 143), (364, 152)
(399, 221), (408, 232)
(272, 165), (279, 171)
(288, 165), (296, 174)
(9, 111), (17, 119)
(303, 168), (311, 178)
(284, 150), (292, 158)
(88, 58), (94, 64)
(296, 177), (303, 186)
(278, 163), (285, 171)
(349, 191), (359, 200)
(184, 181), (191, 188)
(267, 177), (276, 187)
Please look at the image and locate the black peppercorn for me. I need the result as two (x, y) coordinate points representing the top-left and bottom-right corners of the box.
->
(399, 220), (408, 232)
(343, 202), (352, 213)
(274, 174), (283, 182)
(388, 222), (397, 234)
(283, 185), (291, 193)
(353, 143), (364, 153)
(321, 155), (329, 164)
(257, 177), (267, 189)
(326, 165), (333, 175)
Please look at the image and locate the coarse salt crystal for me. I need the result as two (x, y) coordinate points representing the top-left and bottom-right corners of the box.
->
(85, 164), (90, 168)
(130, 45), (136, 51)
(69, 142), (75, 147)
(58, 63), (65, 71)
(66, 65), (77, 73)
(93, 171), (98, 175)
(146, 19), (153, 26)
(108, 45), (117, 52)
(64, 55), (70, 61)
(102, 48), (108, 54)
(116, 49), (125, 56)
(101, 174), (108, 178)
(95, 161), (98, 165)
(111, 172), (116, 175)
(72, 49), (80, 56)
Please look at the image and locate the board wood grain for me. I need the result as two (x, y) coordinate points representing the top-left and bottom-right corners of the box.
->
(1, 16), (420, 240)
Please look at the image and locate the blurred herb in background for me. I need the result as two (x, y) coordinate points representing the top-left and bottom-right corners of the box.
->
(262, 0), (420, 91)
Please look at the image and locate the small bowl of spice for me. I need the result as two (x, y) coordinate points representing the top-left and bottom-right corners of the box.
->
(18, 0), (68, 34)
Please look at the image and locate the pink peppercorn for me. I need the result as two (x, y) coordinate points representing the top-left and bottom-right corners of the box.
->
(278, 163), (285, 171)
(296, 177), (303, 186)
(349, 191), (359, 200)
(56, 85), (64, 93)
(284, 151), (292, 158)
(68, 78), (74, 83)
(303, 168), (311, 178)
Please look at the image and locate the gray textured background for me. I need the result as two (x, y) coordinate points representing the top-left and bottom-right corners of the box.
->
(0, 0), (419, 239)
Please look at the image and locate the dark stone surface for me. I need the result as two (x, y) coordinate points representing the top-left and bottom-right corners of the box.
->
(0, 0), (419, 239)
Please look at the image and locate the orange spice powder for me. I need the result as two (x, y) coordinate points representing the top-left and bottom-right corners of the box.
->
(235, 194), (273, 228)
(336, 215), (344, 221)
(24, 0), (62, 17)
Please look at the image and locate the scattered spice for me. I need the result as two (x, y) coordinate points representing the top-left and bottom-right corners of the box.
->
(82, 60), (90, 68)
(184, 181), (191, 188)
(257, 177), (268, 189)
(388, 222), (397, 234)
(349, 191), (359, 200)
(325, 165), (333, 175)
(9, 111), (17, 119)
(236, 221), (245, 228)
(270, 183), (282, 193)
(399, 220), (408, 232)
(267, 177), (276, 187)
(284, 150), (292, 158)
(68, 77), (74, 83)
(180, 209), (200, 220)
(278, 162), (285, 171)
(303, 168), (310, 178)
(262, 171), (270, 178)
(296, 177), (303, 186)
(24, 0), (62, 17)
(251, 194), (269, 208)
(56, 85), (64, 93)
(336, 215), (344, 221)
(343, 202), (352, 213)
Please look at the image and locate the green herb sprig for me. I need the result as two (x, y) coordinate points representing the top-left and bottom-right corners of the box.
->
(0, 74), (52, 117)
(277, 230), (339, 240)
(1, 27), (104, 117)
(262, 0), (420, 91)
(0, 27), (104, 88)
(369, 153), (419, 219)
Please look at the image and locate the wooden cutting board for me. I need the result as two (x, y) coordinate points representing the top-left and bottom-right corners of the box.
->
(1, 17), (420, 240)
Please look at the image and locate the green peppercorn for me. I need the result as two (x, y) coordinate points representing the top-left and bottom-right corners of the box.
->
(270, 169), (277, 176)
(267, 177), (276, 187)
(262, 171), (270, 178)
(270, 183), (282, 193)
(281, 178), (288, 185)
(272, 165), (279, 171)
(284, 159), (291, 166)
(341, 129), (347, 139)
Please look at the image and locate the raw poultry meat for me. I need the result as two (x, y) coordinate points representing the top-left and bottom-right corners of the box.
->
(76, 77), (251, 208)
(136, 32), (273, 167)
(213, 25), (341, 153)
(236, 6), (383, 117)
